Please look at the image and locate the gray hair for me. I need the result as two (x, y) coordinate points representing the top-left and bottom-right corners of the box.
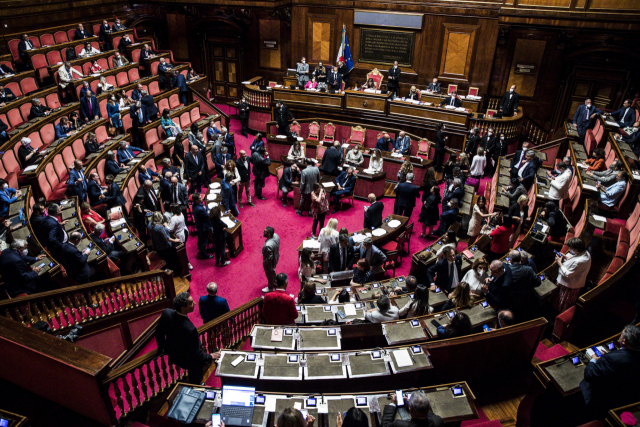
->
(453, 178), (461, 187)
(21, 137), (31, 145)
(106, 151), (115, 160)
(206, 282), (218, 295)
(622, 324), (640, 350)
(47, 203), (60, 215)
(221, 146), (228, 153)
(162, 158), (171, 165)
(363, 237), (373, 246)
(221, 126), (227, 132)
(348, 167), (354, 173)
(94, 223), (105, 234)
(406, 173), (414, 182)
(10, 239), (27, 250)
(526, 150), (536, 158)
(31, 98), (40, 105)
(490, 260), (505, 272)
(408, 391), (432, 418)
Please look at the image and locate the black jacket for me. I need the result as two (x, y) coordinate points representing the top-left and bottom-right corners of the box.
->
(104, 182), (127, 211)
(184, 151), (205, 180)
(280, 167), (300, 189)
(89, 232), (114, 255)
(250, 152), (271, 179)
(465, 134), (480, 155)
(105, 159), (125, 177)
(28, 104), (52, 120)
(480, 134), (495, 151)
(74, 29), (92, 40)
(364, 201), (384, 229)
(439, 96), (461, 107)
(0, 88), (17, 104)
(275, 105), (294, 127)
(141, 95), (159, 119)
(387, 66), (401, 88)
(60, 242), (92, 282)
(426, 255), (463, 293)
(321, 147), (342, 176)
(508, 263), (540, 317)
(395, 182), (420, 209)
(87, 180), (103, 206)
(435, 131), (446, 152)
(0, 248), (39, 297)
(236, 156), (252, 182)
(328, 242), (355, 273)
(381, 403), (444, 427)
(500, 91), (519, 116)
(485, 266), (512, 311)
(137, 186), (160, 211)
(155, 308), (213, 368)
(118, 37), (132, 54)
(442, 186), (464, 207)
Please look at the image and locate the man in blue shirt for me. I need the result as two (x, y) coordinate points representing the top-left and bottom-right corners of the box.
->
(394, 131), (411, 155)
(597, 171), (628, 207)
(68, 160), (88, 202)
(0, 179), (21, 217)
(375, 132), (393, 152)
(137, 164), (160, 185)
(54, 117), (77, 140)
(117, 141), (143, 164)
(199, 282), (230, 324)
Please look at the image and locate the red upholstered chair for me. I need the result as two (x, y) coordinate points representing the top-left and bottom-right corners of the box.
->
(158, 98), (170, 113)
(90, 80), (100, 95)
(54, 31), (69, 44)
(99, 99), (109, 119)
(75, 45), (84, 56)
(417, 138), (432, 157)
(552, 306), (576, 342)
(316, 145), (327, 161)
(45, 50), (63, 67)
(97, 58), (108, 71)
(5, 82), (22, 97)
(28, 36), (41, 48)
(30, 54), (49, 82)
(598, 179), (630, 215)
(169, 94), (180, 109)
(190, 107), (201, 123)
(45, 93), (61, 109)
(365, 68), (384, 89)
(40, 123), (56, 146)
(308, 121), (320, 140)
(468, 87), (479, 97)
(148, 81), (160, 95)
(275, 166), (285, 199)
(150, 61), (160, 76)
(112, 37), (122, 51)
(383, 251), (399, 277)
(7, 108), (23, 128)
(92, 24), (102, 37)
(106, 75), (117, 88)
(130, 48), (141, 64)
(347, 125), (366, 146)
(67, 29), (76, 41)
(71, 139), (86, 161)
(584, 130), (596, 155)
(486, 109), (497, 117)
(290, 121), (301, 136)
(82, 62), (92, 76)
(95, 126), (109, 143)
(7, 39), (21, 62)
(27, 131), (43, 150)
(144, 128), (160, 154)
(179, 112), (191, 128)
(122, 114), (132, 133)
(127, 68), (140, 83)
(20, 77), (38, 95)
(323, 122), (336, 142)
(20, 103), (32, 122)
(116, 72), (129, 88)
(447, 84), (458, 95)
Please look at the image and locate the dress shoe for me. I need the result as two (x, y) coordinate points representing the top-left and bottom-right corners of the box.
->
(248, 202), (256, 207)
(262, 287), (272, 293)
(296, 211), (303, 217)
(239, 202), (243, 208)
(258, 197), (267, 200)
(282, 203), (287, 207)
(221, 261), (230, 266)
(198, 254), (214, 259)
(331, 209), (338, 214)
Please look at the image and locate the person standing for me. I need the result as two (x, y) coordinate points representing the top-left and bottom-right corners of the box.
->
(275, 101), (295, 136)
(236, 150), (254, 208)
(297, 159), (320, 216)
(251, 147), (271, 201)
(552, 237), (592, 313)
(238, 97), (249, 137)
(262, 273), (298, 325)
(199, 283), (230, 324)
(193, 193), (213, 260)
(262, 226), (280, 293)
(185, 145), (205, 194)
(573, 99), (603, 143)
(419, 185), (441, 238)
(363, 193), (384, 229)
(156, 292), (220, 385)
(387, 61), (401, 98)
(209, 206), (230, 267)
(434, 123), (447, 172)
(499, 84), (519, 116)
(310, 183), (330, 237)
(296, 57), (310, 87)
(394, 172), (420, 218)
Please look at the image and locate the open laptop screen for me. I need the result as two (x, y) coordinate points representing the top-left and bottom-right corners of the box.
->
(222, 386), (255, 407)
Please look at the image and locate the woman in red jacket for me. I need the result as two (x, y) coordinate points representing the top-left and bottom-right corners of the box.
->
(487, 215), (514, 262)
(584, 148), (607, 172)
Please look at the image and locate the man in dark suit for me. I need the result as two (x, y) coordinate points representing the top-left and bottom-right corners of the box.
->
(328, 67), (342, 91)
(60, 232), (92, 284)
(251, 147), (271, 200)
(118, 33), (132, 54)
(394, 173), (420, 218)
(54, 117), (77, 140)
(426, 77), (441, 93)
(104, 151), (129, 177)
(427, 246), (462, 294)
(139, 44), (155, 75)
(166, 176), (188, 212)
(509, 141), (531, 178)
(214, 147), (232, 179)
(355, 238), (387, 267)
(464, 127), (481, 156)
(42, 204), (68, 251)
(364, 194), (384, 229)
(434, 198), (459, 236)
(18, 34), (35, 65)
(28, 98), (52, 120)
(30, 204), (48, 245)
(376, 133), (393, 152)
(161, 158), (181, 183)
(321, 142), (343, 176)
(140, 90), (159, 121)
(608, 99), (635, 128)
(171, 70), (189, 105)
(499, 84), (519, 116)
(439, 91), (461, 107)
(90, 223), (128, 267)
(573, 98), (603, 142)
(129, 102), (148, 147)
(80, 90), (100, 121)
(579, 324), (640, 419)
(394, 131), (411, 155)
(517, 150), (538, 190)
(434, 126), (447, 172)
(98, 20), (112, 50)
(221, 173), (239, 217)
(199, 282), (230, 324)
(137, 179), (160, 211)
(87, 172), (105, 208)
(486, 133), (506, 176)
(184, 145), (205, 194)
(382, 390), (444, 427)
(328, 234), (355, 273)
(0, 63), (15, 76)
(0, 117), (8, 144)
(506, 251), (541, 321)
(68, 160), (88, 203)
(192, 193), (213, 259)
(237, 97), (249, 137)
(479, 128), (495, 152)
(480, 260), (512, 312)
(112, 19), (127, 32)
(331, 168), (356, 213)
(0, 240), (47, 297)
(117, 141), (143, 164)
(157, 58), (173, 89)
(387, 61), (401, 98)
(236, 150), (254, 207)
(131, 83), (144, 101)
(17, 137), (43, 167)
(0, 84), (17, 106)
(74, 24), (92, 40)
(279, 163), (300, 207)
(159, 172), (172, 204)
(104, 174), (127, 213)
(156, 292), (220, 384)
(442, 178), (464, 207)
(275, 101), (294, 135)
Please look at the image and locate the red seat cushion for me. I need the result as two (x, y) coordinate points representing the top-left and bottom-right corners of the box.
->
(606, 256), (625, 275)
(615, 241), (630, 259)
(619, 227), (630, 245)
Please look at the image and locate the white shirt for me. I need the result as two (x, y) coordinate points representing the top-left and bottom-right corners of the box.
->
(167, 214), (187, 242)
(518, 161), (529, 177)
(365, 306), (399, 323)
(548, 168), (572, 200)
(398, 301), (433, 318)
(318, 229), (339, 260)
(370, 158), (383, 172)
(469, 155), (486, 176)
(462, 269), (488, 293)
(557, 251), (591, 289)
(298, 255), (316, 280)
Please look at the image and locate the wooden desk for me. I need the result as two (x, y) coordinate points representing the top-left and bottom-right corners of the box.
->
(105, 29), (134, 47)
(362, 149), (432, 185)
(272, 86), (344, 109)
(388, 98), (472, 127)
(0, 70), (36, 88)
(47, 49), (117, 78)
(418, 91), (482, 112)
(469, 107), (524, 141)
(344, 89), (389, 114)
(25, 36), (99, 64)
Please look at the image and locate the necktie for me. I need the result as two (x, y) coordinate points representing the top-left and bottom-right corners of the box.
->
(88, 100), (92, 116)
(173, 186), (177, 203)
(124, 149), (132, 159)
(451, 97), (454, 106)
(138, 109), (143, 122)
(449, 262), (454, 287)
(149, 189), (158, 206)
(585, 107), (589, 120)
(194, 154), (198, 165)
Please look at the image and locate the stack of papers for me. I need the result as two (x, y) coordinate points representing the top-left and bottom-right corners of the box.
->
(341, 143), (350, 149)
(390, 152), (403, 158)
(393, 349), (414, 367)
(362, 168), (375, 174)
(322, 182), (335, 189)
(297, 137), (304, 141)
(455, 107), (467, 112)
(583, 184), (598, 191)
(303, 239), (321, 249)
(605, 120), (619, 127)
(372, 228), (387, 237)
(591, 214), (607, 223)
(344, 304), (357, 316)
(207, 202), (218, 209)
(23, 165), (38, 173)
(110, 218), (126, 228)
(276, 135), (287, 139)
(445, 105), (457, 110)
(467, 95), (481, 100)
(221, 217), (236, 228)
(166, 137), (176, 141)
(388, 220), (401, 228)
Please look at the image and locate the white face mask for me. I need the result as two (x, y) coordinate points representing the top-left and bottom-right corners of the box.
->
(500, 137), (505, 140)
(510, 89), (514, 93)
(477, 268), (485, 275)
(488, 132), (493, 136)
(21, 249), (28, 257)
(111, 97), (115, 101)
(586, 104), (591, 108)
(2, 183), (8, 190)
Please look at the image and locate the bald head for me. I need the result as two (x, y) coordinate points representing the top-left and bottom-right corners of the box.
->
(368, 193), (376, 203)
(206, 282), (218, 296)
(171, 176), (178, 185)
(490, 260), (505, 278)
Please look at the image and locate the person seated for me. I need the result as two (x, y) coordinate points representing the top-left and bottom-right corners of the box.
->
(118, 33), (133, 54)
(305, 76), (318, 89)
(0, 179), (21, 217)
(501, 177), (527, 206)
(442, 178), (464, 207)
(329, 288), (356, 304)
(516, 150), (538, 189)
(436, 312), (472, 339)
(112, 18), (127, 32)
(86, 173), (106, 209)
(297, 282), (326, 304)
(54, 117), (77, 140)
(375, 132), (393, 152)
(97, 76), (114, 95)
(74, 23), (91, 40)
(382, 391), (444, 427)
(157, 58), (174, 88)
(112, 51), (129, 68)
(137, 164), (160, 185)
(435, 229), (458, 260)
(69, 111), (86, 130)
(588, 159), (622, 187)
(0, 63), (14, 76)
(89, 59), (103, 74)
(439, 90), (461, 108)
(105, 150), (129, 176)
(160, 108), (182, 137)
(354, 237), (387, 268)
(394, 131), (411, 155)
(288, 141), (304, 159)
(117, 141), (143, 164)
(398, 284), (433, 317)
(0, 84), (17, 106)
(60, 232), (93, 284)
(279, 163), (300, 208)
(365, 294), (399, 323)
(406, 85), (420, 100)
(597, 171), (629, 207)
(362, 77), (377, 90)
(345, 146), (363, 166)
(433, 198), (459, 237)
(583, 148), (607, 172)
(90, 223), (130, 268)
(80, 202), (105, 234)
(607, 99), (635, 128)
(0, 239), (49, 297)
(331, 168), (356, 213)
(186, 67), (200, 81)
(80, 42), (100, 58)
(262, 273), (299, 325)
(442, 282), (472, 311)
(28, 98), (52, 120)
(426, 77), (441, 93)
(17, 137), (44, 167)
(0, 117), (9, 144)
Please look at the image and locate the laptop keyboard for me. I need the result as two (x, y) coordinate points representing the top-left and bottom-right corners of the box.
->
(222, 407), (252, 418)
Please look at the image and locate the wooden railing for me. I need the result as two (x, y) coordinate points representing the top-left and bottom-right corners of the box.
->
(0, 271), (173, 332)
(522, 116), (551, 145)
(100, 297), (264, 423)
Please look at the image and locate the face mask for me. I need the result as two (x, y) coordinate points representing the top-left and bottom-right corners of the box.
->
(510, 89), (514, 93)
(488, 132), (493, 136)
(586, 104), (591, 108)
(21, 249), (28, 257)
(477, 269), (485, 275)
(2, 183), (7, 189)
(111, 97), (115, 101)
(500, 137), (505, 140)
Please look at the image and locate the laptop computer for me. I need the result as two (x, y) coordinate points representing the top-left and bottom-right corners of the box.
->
(220, 385), (256, 426)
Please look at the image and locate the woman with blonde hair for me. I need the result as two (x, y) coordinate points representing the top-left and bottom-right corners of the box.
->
(458, 153), (471, 176)
(442, 282), (472, 310)
(508, 194), (530, 246)
(224, 159), (240, 203)
(469, 147), (487, 178)
(318, 217), (339, 271)
(148, 211), (182, 276)
(370, 149), (384, 172)
(310, 183), (330, 238)
(406, 85), (420, 101)
(397, 160), (413, 182)
(97, 75), (113, 95)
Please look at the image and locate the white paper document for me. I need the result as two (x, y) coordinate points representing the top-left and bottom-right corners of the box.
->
(303, 240), (321, 249)
(343, 304), (357, 316)
(221, 217), (236, 228)
(265, 396), (277, 413)
(583, 184), (598, 191)
(393, 349), (414, 367)
(23, 165), (38, 173)
(605, 120), (619, 127)
(206, 194), (217, 201)
(591, 214), (607, 223)
(322, 182), (335, 189)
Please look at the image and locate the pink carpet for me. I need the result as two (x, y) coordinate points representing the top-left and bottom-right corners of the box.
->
(534, 342), (570, 361)
(135, 106), (492, 359)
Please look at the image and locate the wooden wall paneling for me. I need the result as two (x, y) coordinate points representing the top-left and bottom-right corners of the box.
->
(516, 0), (572, 7)
(306, 14), (336, 64)
(588, 0), (640, 10)
(438, 23), (479, 83)
(165, 13), (190, 61)
(258, 18), (282, 70)
(506, 38), (547, 97)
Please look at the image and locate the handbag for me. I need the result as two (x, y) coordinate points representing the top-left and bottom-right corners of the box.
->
(167, 387), (206, 424)
(107, 121), (117, 136)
